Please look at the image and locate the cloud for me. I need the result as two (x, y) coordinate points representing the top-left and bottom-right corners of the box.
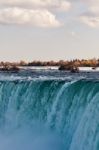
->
(0, 0), (71, 28)
(80, 14), (99, 28)
(1, 0), (99, 28)
(76, 0), (99, 28)
(0, 0), (71, 12)
(0, 7), (61, 28)
(82, 0), (99, 13)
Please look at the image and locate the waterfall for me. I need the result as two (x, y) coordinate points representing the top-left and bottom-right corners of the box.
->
(0, 79), (99, 150)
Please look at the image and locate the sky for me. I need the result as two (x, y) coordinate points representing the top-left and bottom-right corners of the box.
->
(0, 0), (99, 62)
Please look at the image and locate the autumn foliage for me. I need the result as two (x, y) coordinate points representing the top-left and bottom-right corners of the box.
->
(0, 58), (99, 68)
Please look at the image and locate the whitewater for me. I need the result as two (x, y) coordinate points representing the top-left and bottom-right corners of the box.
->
(0, 69), (99, 150)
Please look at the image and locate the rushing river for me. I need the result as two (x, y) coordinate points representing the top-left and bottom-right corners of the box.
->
(0, 69), (99, 150)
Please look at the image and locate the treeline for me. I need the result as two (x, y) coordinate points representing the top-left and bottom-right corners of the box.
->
(0, 59), (99, 67)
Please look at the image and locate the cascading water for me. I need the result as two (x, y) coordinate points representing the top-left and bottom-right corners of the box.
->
(0, 78), (99, 150)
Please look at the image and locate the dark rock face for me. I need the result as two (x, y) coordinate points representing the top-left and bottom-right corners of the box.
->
(58, 65), (72, 71)
(59, 65), (79, 73)
(0, 66), (20, 72)
(71, 67), (79, 73)
(92, 67), (96, 70)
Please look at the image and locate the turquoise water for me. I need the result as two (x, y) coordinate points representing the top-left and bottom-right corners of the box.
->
(0, 70), (99, 150)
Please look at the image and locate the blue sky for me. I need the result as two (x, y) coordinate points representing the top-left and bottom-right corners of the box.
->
(0, 0), (99, 62)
